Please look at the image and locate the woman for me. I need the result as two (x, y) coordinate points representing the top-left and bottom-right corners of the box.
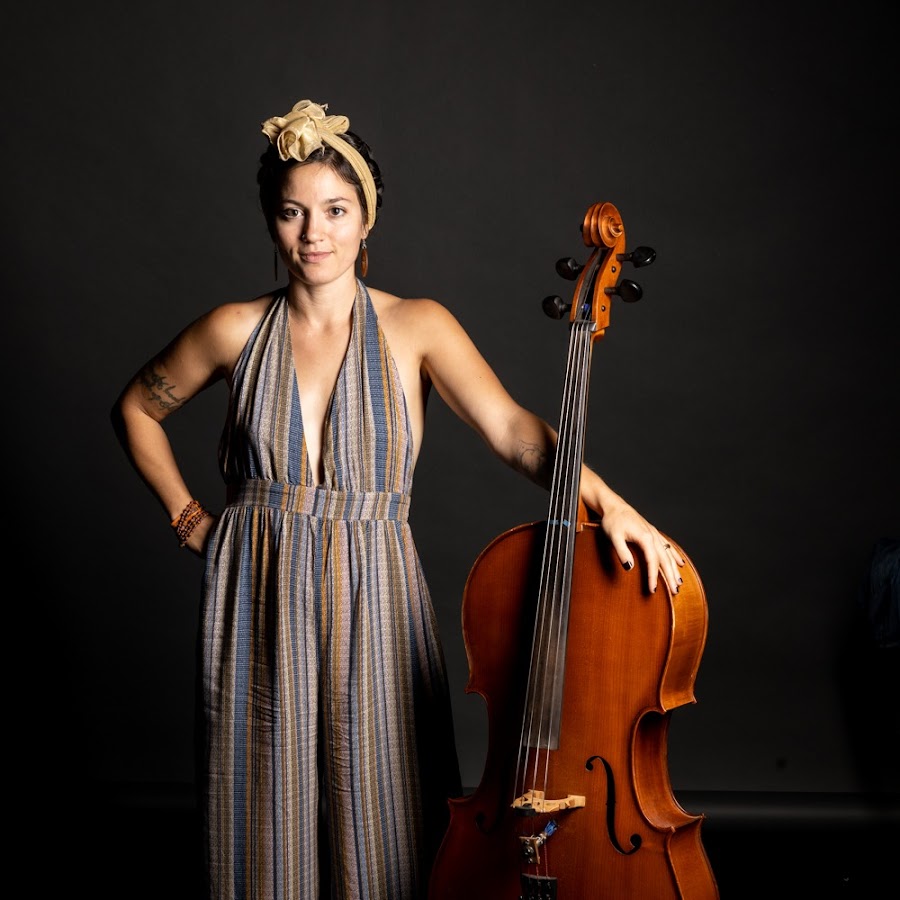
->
(111, 99), (684, 900)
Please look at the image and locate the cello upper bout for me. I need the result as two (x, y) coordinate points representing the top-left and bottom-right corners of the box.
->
(657, 533), (710, 711)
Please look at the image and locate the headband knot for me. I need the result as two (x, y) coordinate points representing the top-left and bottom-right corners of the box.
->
(261, 100), (348, 161)
(261, 99), (377, 229)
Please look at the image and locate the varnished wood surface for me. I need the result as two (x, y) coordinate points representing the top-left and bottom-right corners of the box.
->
(428, 522), (718, 899)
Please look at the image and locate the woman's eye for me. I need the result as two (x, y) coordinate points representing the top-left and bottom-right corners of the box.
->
(329, 206), (346, 217)
(280, 208), (301, 219)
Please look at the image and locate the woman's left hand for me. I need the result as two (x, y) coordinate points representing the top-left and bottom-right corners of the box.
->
(598, 495), (685, 595)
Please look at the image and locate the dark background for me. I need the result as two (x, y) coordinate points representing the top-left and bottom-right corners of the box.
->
(6, 0), (898, 896)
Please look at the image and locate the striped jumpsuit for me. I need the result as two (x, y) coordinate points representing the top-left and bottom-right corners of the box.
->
(200, 282), (461, 899)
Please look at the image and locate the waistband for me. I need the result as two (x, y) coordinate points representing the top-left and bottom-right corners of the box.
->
(225, 478), (410, 522)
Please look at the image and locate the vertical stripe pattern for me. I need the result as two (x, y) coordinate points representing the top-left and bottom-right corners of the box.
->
(202, 283), (461, 899)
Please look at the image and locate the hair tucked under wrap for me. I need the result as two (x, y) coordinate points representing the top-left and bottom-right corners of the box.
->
(261, 99), (378, 229)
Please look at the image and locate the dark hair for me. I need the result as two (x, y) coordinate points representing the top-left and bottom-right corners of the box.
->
(257, 130), (384, 238)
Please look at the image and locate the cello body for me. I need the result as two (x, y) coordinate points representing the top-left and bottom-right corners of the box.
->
(429, 523), (717, 898)
(428, 202), (718, 898)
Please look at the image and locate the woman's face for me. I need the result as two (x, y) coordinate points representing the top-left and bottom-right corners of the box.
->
(274, 161), (368, 287)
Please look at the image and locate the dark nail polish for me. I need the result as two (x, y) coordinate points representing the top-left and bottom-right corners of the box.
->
(622, 560), (633, 571)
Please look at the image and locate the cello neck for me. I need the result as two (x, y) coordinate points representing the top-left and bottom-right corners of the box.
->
(520, 202), (636, 754)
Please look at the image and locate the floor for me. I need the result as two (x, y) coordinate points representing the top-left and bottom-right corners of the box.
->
(76, 786), (899, 899)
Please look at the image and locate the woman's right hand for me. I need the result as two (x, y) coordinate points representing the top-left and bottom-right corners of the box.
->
(183, 512), (219, 557)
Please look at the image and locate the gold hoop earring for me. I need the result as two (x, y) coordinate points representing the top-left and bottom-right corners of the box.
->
(360, 239), (369, 278)
(273, 245), (279, 280)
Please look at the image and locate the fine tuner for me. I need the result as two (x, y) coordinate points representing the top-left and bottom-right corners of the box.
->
(542, 244), (657, 320)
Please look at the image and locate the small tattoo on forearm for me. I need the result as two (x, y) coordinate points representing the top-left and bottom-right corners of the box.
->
(517, 442), (550, 487)
(138, 365), (186, 413)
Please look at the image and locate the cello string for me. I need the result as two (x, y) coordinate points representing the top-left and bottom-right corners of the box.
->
(516, 244), (601, 809)
(541, 320), (592, 796)
(538, 323), (579, 784)
(524, 252), (600, 795)
(516, 311), (582, 800)
(523, 332), (575, 793)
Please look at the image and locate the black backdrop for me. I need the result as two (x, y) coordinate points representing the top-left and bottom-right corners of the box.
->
(6, 0), (897, 844)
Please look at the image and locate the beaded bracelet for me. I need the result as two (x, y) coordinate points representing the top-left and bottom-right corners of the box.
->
(171, 499), (210, 548)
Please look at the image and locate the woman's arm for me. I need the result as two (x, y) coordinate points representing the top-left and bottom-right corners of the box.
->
(417, 299), (684, 593)
(110, 301), (259, 554)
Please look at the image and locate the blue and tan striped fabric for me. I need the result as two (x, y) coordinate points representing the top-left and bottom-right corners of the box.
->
(201, 282), (461, 899)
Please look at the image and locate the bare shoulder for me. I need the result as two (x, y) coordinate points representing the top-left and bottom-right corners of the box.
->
(179, 292), (277, 371)
(196, 292), (274, 342)
(367, 288), (497, 406)
(368, 288), (464, 343)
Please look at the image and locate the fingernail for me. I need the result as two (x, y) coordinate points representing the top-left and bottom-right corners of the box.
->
(678, 578), (683, 585)
(622, 560), (633, 570)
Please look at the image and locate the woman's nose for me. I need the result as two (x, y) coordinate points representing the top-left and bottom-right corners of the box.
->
(302, 213), (324, 242)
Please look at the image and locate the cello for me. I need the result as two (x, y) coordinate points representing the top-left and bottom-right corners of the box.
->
(428, 202), (718, 899)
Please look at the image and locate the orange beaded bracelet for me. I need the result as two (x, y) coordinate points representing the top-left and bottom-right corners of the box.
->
(171, 499), (210, 548)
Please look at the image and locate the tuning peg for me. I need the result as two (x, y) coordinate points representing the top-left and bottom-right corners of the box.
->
(555, 257), (583, 280)
(604, 279), (643, 303)
(542, 295), (571, 319)
(616, 245), (656, 268)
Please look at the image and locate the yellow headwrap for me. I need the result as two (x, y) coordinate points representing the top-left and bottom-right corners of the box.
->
(261, 99), (377, 229)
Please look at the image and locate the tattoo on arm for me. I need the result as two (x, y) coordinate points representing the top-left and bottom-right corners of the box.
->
(516, 441), (551, 489)
(137, 365), (187, 414)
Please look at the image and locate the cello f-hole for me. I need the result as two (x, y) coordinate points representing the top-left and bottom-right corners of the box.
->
(586, 755), (642, 855)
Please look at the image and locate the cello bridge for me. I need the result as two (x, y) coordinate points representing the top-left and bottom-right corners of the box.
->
(512, 789), (586, 814)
